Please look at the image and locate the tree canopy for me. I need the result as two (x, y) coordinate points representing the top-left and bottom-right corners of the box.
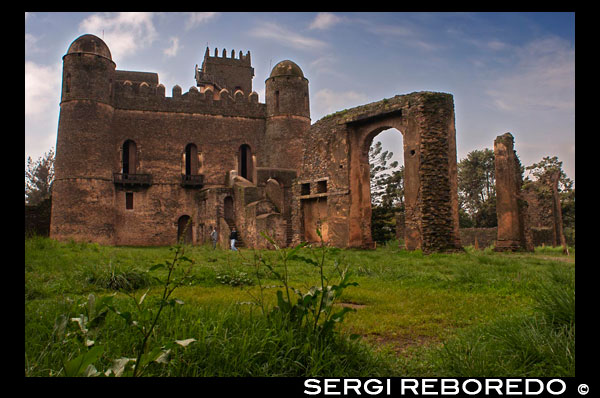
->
(25, 148), (55, 205)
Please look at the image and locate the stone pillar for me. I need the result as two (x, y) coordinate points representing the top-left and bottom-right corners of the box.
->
(420, 129), (455, 254)
(494, 133), (529, 251)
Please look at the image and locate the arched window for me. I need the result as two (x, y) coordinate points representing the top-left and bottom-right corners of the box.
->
(239, 144), (252, 181)
(122, 140), (137, 175)
(185, 143), (198, 176)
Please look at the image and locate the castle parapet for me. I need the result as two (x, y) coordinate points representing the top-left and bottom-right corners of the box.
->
(112, 73), (265, 118)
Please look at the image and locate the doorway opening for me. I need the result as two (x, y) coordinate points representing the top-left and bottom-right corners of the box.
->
(177, 215), (193, 244)
(367, 128), (404, 245)
(239, 144), (252, 181)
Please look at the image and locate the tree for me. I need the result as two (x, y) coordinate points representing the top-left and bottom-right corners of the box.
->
(524, 156), (575, 245)
(525, 156), (573, 193)
(457, 148), (496, 227)
(369, 141), (399, 206)
(368, 140), (403, 243)
(25, 148), (55, 205)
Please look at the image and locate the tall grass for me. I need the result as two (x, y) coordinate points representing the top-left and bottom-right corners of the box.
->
(432, 269), (575, 377)
(25, 236), (574, 377)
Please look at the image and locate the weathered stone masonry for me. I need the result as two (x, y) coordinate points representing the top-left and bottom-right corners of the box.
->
(51, 34), (462, 253)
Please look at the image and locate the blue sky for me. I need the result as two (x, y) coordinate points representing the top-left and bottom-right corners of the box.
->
(25, 12), (575, 181)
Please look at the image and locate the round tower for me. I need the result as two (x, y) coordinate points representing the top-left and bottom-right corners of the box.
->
(51, 34), (117, 244)
(264, 60), (310, 170)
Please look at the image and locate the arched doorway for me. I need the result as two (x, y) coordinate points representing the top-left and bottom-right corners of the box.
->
(368, 128), (404, 245)
(177, 215), (193, 244)
(238, 144), (252, 181)
(348, 114), (422, 250)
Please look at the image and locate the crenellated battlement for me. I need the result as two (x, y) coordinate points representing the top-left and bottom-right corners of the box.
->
(204, 46), (251, 65)
(112, 77), (264, 118)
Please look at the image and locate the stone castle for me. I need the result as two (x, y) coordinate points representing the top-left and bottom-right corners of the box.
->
(50, 34), (463, 253)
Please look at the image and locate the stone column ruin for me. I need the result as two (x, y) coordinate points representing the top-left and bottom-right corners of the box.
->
(493, 132), (532, 251)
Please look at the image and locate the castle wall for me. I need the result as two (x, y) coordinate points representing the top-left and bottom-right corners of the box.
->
(107, 94), (266, 246)
(51, 34), (464, 253)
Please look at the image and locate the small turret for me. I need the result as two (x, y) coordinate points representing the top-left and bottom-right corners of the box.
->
(265, 60), (309, 118)
(263, 60), (310, 170)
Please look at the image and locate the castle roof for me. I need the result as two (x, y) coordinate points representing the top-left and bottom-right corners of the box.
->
(67, 34), (112, 60)
(269, 60), (304, 78)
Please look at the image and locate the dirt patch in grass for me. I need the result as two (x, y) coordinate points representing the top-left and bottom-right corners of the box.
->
(363, 332), (439, 355)
(337, 302), (367, 309)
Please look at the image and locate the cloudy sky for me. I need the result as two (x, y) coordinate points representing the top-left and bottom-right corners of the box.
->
(25, 12), (575, 181)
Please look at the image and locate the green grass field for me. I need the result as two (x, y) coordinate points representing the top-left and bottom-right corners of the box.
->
(25, 236), (574, 377)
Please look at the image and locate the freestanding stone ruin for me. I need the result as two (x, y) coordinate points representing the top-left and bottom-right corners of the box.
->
(296, 92), (462, 253)
(493, 133), (532, 251)
(51, 34), (462, 253)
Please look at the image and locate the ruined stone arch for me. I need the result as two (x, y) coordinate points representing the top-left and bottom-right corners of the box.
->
(302, 92), (462, 253)
(348, 114), (422, 249)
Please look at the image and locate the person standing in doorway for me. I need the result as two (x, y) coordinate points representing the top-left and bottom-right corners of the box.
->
(230, 227), (238, 251)
(210, 226), (218, 249)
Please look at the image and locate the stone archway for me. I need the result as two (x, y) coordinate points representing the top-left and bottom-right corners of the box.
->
(336, 93), (461, 252)
(347, 112), (424, 250)
(296, 92), (461, 253)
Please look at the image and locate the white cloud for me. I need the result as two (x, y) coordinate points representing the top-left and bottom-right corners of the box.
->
(78, 12), (157, 61)
(25, 60), (62, 161)
(185, 12), (219, 30)
(486, 39), (508, 51)
(25, 61), (61, 117)
(25, 33), (38, 52)
(309, 13), (343, 30)
(312, 88), (368, 120)
(163, 37), (181, 57)
(485, 36), (574, 113)
(363, 21), (439, 52)
(250, 21), (327, 51)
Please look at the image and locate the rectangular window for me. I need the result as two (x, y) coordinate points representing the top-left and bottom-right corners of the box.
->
(301, 183), (310, 195)
(126, 192), (134, 210)
(316, 180), (327, 193)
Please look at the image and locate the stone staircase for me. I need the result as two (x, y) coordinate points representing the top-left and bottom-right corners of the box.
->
(224, 218), (245, 248)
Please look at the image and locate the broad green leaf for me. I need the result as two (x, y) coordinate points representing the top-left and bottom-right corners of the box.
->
(149, 263), (165, 271)
(87, 294), (96, 317)
(88, 310), (108, 331)
(53, 314), (68, 341)
(155, 349), (171, 364)
(175, 338), (197, 347)
(138, 289), (150, 305)
(105, 357), (135, 377)
(82, 364), (100, 377)
(63, 345), (104, 377)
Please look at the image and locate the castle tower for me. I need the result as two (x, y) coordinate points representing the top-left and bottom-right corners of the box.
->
(264, 60), (310, 170)
(195, 47), (254, 95)
(50, 34), (117, 244)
